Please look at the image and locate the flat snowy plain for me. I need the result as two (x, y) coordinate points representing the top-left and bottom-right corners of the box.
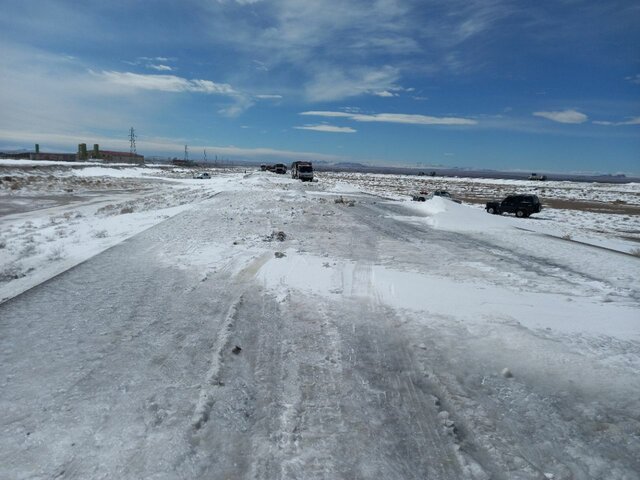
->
(1, 160), (639, 479)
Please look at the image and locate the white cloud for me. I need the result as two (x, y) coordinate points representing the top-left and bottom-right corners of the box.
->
(593, 116), (640, 126)
(218, 95), (254, 117)
(304, 65), (400, 102)
(300, 111), (478, 126)
(94, 70), (253, 116)
(190, 79), (236, 94)
(533, 109), (588, 124)
(139, 56), (172, 62)
(625, 74), (640, 85)
(373, 90), (398, 97)
(255, 94), (283, 99)
(300, 111), (353, 118)
(97, 71), (236, 95)
(355, 113), (477, 125)
(148, 64), (173, 71)
(294, 124), (356, 133)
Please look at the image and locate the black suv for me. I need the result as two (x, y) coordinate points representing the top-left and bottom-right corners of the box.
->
(486, 194), (542, 218)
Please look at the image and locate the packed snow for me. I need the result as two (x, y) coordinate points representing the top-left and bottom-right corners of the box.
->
(1, 160), (639, 479)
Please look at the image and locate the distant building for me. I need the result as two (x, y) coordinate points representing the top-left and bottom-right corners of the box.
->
(92, 150), (144, 164)
(30, 152), (77, 161)
(83, 143), (144, 163)
(0, 151), (30, 160)
(2, 143), (143, 164)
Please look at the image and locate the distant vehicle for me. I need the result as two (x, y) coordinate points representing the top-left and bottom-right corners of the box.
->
(411, 190), (460, 203)
(412, 189), (430, 201)
(274, 163), (287, 174)
(291, 161), (314, 181)
(265, 164), (276, 172)
(528, 173), (547, 181)
(431, 190), (461, 203)
(486, 194), (542, 217)
(260, 164), (267, 171)
(193, 172), (211, 179)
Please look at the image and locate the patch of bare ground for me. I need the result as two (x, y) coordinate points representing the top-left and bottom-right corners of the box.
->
(461, 196), (640, 216)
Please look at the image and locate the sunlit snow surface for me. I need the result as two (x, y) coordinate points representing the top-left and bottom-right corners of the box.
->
(1, 160), (639, 479)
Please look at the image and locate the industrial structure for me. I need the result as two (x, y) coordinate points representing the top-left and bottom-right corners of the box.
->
(77, 143), (144, 163)
(0, 142), (144, 163)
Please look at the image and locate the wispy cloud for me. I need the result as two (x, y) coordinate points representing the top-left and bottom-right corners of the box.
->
(593, 117), (640, 126)
(373, 90), (398, 97)
(96, 71), (236, 95)
(300, 111), (478, 126)
(94, 70), (254, 116)
(254, 94), (283, 99)
(148, 64), (173, 72)
(139, 56), (171, 62)
(625, 74), (640, 85)
(124, 57), (176, 71)
(304, 65), (401, 102)
(533, 109), (588, 124)
(294, 124), (356, 133)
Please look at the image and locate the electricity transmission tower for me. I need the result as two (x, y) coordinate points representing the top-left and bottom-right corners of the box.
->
(184, 145), (189, 162)
(203, 148), (207, 162)
(129, 127), (137, 155)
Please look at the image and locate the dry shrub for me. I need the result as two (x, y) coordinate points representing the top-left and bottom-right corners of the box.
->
(20, 239), (37, 257)
(0, 264), (26, 282)
(47, 246), (66, 261)
(97, 204), (117, 216)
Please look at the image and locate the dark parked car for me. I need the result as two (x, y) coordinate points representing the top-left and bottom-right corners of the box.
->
(486, 194), (542, 217)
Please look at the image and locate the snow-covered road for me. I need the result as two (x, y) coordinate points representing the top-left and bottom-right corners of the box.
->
(1, 173), (639, 479)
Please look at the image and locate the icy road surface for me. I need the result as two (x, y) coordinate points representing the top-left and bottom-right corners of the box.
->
(1, 173), (639, 479)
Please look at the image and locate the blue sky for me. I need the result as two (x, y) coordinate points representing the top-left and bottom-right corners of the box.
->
(1, 0), (638, 173)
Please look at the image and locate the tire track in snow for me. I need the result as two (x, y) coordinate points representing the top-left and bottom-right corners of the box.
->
(191, 252), (272, 431)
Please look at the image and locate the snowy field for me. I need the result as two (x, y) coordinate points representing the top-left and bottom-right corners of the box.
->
(1, 160), (639, 479)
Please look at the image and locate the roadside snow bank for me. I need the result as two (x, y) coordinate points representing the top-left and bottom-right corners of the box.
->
(0, 167), (241, 303)
(401, 197), (515, 231)
(69, 166), (160, 178)
(257, 251), (639, 341)
(0, 203), (194, 303)
(399, 197), (640, 254)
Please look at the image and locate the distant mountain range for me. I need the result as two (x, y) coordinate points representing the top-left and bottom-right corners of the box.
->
(2, 153), (637, 183)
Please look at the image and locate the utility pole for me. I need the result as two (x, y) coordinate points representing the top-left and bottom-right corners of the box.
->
(184, 145), (189, 162)
(203, 148), (207, 162)
(129, 127), (137, 155)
